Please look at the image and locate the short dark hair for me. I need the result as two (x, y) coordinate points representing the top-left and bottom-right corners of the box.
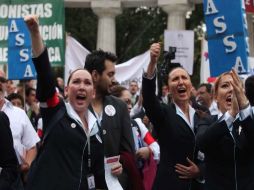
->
(245, 75), (254, 106)
(110, 85), (127, 98)
(198, 83), (212, 94)
(25, 87), (36, 97)
(84, 49), (117, 75)
(0, 76), (7, 83)
(7, 93), (24, 107)
(129, 80), (138, 85)
(168, 63), (183, 74)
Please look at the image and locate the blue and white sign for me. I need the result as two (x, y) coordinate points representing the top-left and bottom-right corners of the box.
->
(8, 18), (37, 80)
(203, 0), (249, 77)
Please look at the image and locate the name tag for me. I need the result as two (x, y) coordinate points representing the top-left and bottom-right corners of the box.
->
(87, 174), (96, 190)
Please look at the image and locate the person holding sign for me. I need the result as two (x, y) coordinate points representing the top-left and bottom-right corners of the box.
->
(24, 15), (122, 190)
(197, 70), (254, 190)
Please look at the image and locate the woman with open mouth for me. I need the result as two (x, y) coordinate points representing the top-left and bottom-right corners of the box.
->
(24, 15), (122, 190)
(197, 70), (254, 190)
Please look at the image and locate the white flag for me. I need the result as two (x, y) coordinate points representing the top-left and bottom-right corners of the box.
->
(115, 51), (150, 88)
(200, 39), (211, 83)
(64, 36), (150, 88)
(65, 35), (90, 85)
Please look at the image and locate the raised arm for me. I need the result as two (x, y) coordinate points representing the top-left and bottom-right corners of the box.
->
(24, 15), (57, 102)
(24, 15), (44, 57)
(142, 43), (165, 131)
(146, 43), (161, 78)
(24, 15), (60, 131)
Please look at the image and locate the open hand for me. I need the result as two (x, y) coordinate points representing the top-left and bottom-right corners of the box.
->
(230, 69), (249, 109)
(175, 157), (200, 179)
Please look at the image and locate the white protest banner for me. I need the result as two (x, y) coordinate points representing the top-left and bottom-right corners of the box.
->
(115, 51), (150, 88)
(64, 36), (150, 87)
(200, 39), (211, 83)
(164, 30), (194, 75)
(64, 35), (90, 85)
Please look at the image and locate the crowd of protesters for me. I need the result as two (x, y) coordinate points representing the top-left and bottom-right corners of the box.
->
(1, 15), (254, 190)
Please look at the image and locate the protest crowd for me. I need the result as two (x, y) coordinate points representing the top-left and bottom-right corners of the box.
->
(1, 9), (254, 190)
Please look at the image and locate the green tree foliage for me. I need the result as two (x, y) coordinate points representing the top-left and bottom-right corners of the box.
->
(116, 7), (167, 63)
(65, 4), (204, 85)
(186, 4), (205, 86)
(65, 8), (97, 51)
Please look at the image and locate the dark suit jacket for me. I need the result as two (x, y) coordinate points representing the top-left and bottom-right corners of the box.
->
(0, 111), (19, 189)
(0, 111), (17, 169)
(197, 114), (254, 190)
(142, 75), (204, 190)
(27, 49), (106, 190)
(92, 95), (135, 157)
(89, 95), (136, 189)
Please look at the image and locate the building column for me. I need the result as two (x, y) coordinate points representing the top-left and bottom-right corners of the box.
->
(159, 2), (193, 30)
(92, 1), (122, 53)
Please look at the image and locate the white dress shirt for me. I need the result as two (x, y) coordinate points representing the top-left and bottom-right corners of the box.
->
(1, 99), (40, 163)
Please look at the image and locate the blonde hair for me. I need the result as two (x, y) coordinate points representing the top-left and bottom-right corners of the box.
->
(213, 71), (231, 96)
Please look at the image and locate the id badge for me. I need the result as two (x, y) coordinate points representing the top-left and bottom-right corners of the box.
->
(87, 174), (96, 190)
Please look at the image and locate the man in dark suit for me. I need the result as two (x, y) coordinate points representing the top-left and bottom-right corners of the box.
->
(84, 50), (135, 189)
(142, 43), (204, 190)
(129, 80), (139, 106)
(0, 111), (20, 189)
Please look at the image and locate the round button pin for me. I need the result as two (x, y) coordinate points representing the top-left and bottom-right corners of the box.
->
(71, 123), (76, 128)
(105, 105), (116, 116)
(103, 129), (106, 135)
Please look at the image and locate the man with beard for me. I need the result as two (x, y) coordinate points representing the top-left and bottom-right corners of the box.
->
(142, 43), (205, 190)
(84, 50), (135, 189)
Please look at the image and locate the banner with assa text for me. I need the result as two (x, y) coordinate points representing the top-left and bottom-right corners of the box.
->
(8, 18), (36, 80)
(0, 0), (65, 66)
(203, 0), (249, 77)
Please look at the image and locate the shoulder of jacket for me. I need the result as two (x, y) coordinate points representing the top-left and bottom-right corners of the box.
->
(107, 95), (125, 107)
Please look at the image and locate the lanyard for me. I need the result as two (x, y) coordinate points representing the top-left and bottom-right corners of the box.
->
(87, 133), (92, 173)
(81, 116), (92, 173)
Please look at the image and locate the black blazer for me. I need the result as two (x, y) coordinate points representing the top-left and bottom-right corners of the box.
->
(89, 95), (135, 157)
(0, 111), (18, 169)
(197, 114), (254, 190)
(0, 111), (19, 189)
(89, 96), (136, 189)
(27, 49), (106, 190)
(142, 76), (204, 190)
